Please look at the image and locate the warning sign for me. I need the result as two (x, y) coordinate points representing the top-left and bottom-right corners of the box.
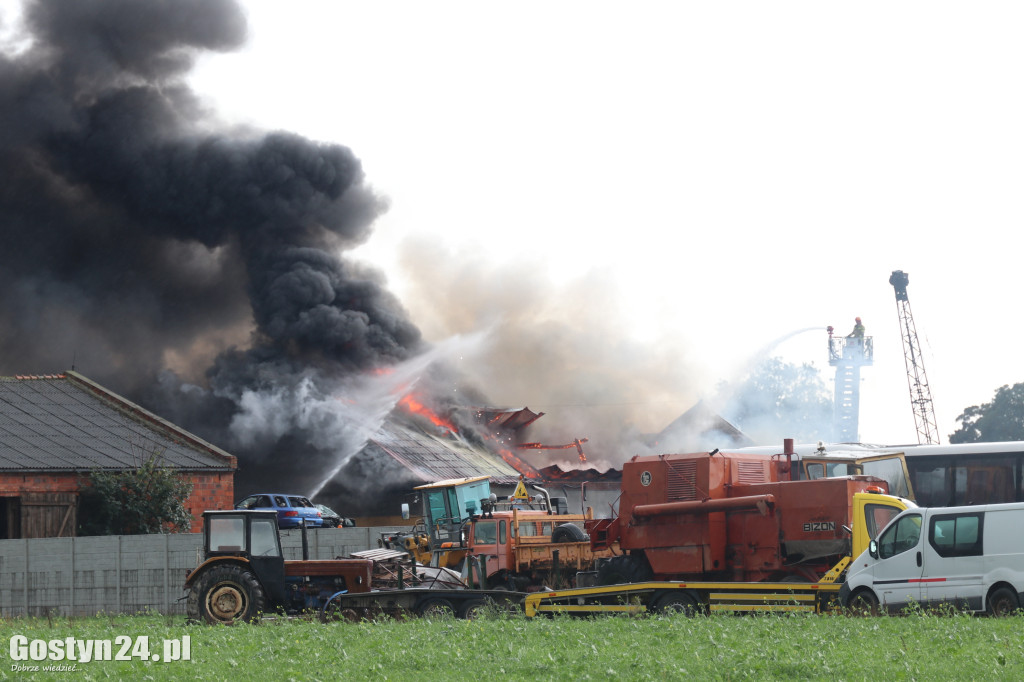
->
(512, 477), (530, 501)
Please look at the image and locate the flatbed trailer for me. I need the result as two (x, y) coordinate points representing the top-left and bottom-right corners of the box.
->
(523, 581), (842, 618)
(322, 587), (525, 621)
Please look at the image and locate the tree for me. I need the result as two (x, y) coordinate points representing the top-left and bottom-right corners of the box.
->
(718, 357), (832, 444)
(948, 383), (1024, 444)
(80, 453), (194, 535)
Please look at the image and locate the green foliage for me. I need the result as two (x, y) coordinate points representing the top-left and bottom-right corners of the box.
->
(719, 357), (832, 443)
(82, 453), (193, 535)
(949, 383), (1024, 443)
(2, 611), (1024, 680)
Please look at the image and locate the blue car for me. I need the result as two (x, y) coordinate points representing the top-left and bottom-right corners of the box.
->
(235, 493), (324, 529)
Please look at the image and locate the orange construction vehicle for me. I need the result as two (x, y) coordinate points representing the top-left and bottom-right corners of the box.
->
(382, 475), (615, 591)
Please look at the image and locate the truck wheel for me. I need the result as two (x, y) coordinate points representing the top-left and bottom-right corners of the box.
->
(416, 598), (456, 618)
(189, 564), (265, 625)
(987, 587), (1019, 617)
(597, 555), (653, 586)
(652, 591), (700, 616)
(458, 598), (489, 620)
(551, 523), (587, 543)
(846, 589), (880, 617)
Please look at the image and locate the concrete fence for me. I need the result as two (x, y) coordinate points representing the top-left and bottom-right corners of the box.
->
(0, 526), (405, 618)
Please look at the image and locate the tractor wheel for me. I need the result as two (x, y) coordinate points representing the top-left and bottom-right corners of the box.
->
(551, 523), (587, 543)
(188, 564), (266, 625)
(597, 554), (653, 586)
(652, 591), (701, 616)
(846, 589), (880, 617)
(987, 586), (1019, 617)
(416, 598), (456, 619)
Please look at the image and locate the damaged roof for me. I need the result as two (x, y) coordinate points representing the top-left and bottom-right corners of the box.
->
(368, 418), (526, 486)
(0, 371), (237, 472)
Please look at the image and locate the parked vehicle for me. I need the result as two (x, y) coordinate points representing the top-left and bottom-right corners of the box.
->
(235, 493), (323, 529)
(381, 475), (614, 590)
(184, 510), (521, 623)
(524, 450), (911, 617)
(840, 502), (1024, 616)
(315, 503), (355, 528)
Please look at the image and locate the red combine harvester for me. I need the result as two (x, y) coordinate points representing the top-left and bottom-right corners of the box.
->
(588, 450), (898, 585)
(520, 449), (912, 617)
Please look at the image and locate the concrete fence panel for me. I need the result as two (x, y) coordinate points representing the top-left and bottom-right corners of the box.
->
(0, 526), (407, 617)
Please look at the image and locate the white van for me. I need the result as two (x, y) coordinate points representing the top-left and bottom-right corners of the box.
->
(840, 502), (1024, 615)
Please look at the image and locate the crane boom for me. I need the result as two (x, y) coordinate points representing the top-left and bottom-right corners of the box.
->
(889, 270), (940, 444)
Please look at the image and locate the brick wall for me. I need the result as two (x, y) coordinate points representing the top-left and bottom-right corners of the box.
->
(185, 471), (236, 532)
(0, 469), (235, 536)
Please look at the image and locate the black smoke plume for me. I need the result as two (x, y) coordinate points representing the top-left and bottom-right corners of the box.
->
(0, 0), (424, 494)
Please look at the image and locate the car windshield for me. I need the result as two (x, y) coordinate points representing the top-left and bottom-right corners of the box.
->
(289, 497), (313, 507)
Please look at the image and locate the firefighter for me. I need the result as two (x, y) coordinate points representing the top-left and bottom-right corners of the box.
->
(848, 317), (865, 340)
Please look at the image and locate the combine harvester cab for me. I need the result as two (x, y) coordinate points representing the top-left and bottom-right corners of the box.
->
(529, 450), (913, 617)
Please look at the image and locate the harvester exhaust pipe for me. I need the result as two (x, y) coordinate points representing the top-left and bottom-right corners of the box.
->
(784, 438), (795, 481)
(532, 483), (553, 515)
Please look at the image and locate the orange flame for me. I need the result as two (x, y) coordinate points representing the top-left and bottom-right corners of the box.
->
(398, 393), (457, 434)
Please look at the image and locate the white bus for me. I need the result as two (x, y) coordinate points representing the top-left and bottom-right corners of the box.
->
(735, 441), (1024, 508)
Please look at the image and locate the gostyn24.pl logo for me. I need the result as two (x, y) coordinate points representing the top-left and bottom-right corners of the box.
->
(9, 635), (191, 669)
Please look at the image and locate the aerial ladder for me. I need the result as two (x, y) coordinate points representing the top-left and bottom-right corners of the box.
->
(889, 270), (939, 444)
(827, 324), (873, 442)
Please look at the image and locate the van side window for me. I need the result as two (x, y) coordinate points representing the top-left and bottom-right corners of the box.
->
(878, 513), (922, 559)
(930, 513), (984, 558)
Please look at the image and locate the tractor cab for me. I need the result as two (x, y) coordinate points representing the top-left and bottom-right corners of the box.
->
(196, 510), (289, 610)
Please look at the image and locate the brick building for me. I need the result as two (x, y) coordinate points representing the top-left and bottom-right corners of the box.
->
(0, 372), (236, 538)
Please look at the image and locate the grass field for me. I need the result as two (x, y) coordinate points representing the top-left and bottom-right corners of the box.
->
(1, 610), (1022, 681)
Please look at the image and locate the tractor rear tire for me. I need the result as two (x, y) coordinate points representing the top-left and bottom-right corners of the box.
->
(188, 564), (266, 625)
(551, 523), (587, 543)
(597, 554), (653, 586)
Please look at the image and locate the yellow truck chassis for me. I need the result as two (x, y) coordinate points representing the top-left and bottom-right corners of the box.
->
(524, 581), (842, 618)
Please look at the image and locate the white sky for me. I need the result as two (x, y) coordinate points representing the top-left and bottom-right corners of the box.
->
(186, 2), (1022, 447)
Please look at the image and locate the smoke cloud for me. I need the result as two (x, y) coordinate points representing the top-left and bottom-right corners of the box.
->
(0, 1), (830, 513)
(0, 0), (423, 494)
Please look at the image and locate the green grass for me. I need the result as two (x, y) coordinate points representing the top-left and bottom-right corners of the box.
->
(1, 610), (1022, 681)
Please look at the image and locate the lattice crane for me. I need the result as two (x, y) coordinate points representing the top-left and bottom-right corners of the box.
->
(889, 270), (940, 444)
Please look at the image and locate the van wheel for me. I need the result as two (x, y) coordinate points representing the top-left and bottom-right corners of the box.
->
(846, 589), (880, 617)
(987, 587), (1019, 617)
